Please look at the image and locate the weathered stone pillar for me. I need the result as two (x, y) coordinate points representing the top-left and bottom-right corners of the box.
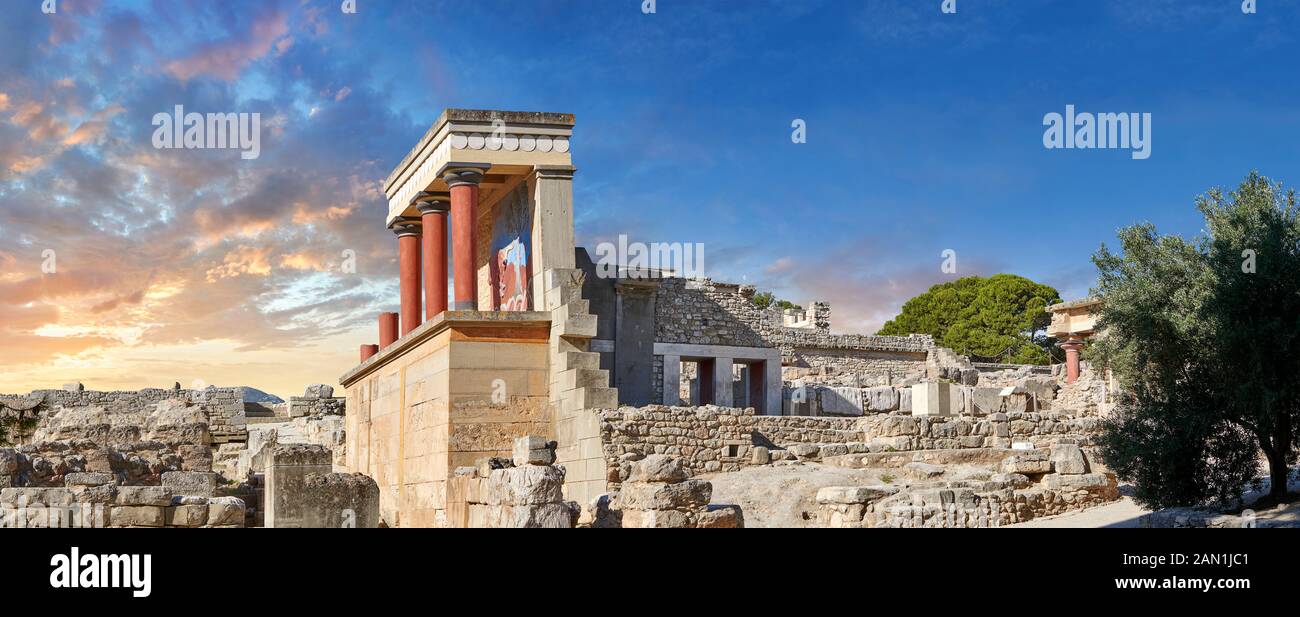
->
(413, 192), (450, 319)
(360, 344), (378, 362)
(393, 219), (422, 335)
(530, 165), (577, 310)
(378, 312), (398, 349)
(442, 164), (490, 311)
(662, 354), (681, 405)
(1060, 338), (1085, 384)
(714, 357), (734, 407)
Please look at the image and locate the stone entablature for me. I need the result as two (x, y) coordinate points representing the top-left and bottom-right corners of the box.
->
(1047, 297), (1101, 340)
(383, 109), (575, 227)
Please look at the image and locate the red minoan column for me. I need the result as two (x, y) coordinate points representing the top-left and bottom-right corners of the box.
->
(393, 220), (422, 335)
(1060, 338), (1084, 384)
(360, 344), (379, 362)
(414, 193), (450, 319)
(379, 312), (399, 349)
(442, 164), (489, 311)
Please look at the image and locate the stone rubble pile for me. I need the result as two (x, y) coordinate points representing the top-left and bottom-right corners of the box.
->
(815, 444), (1119, 528)
(600, 454), (743, 529)
(1, 483), (245, 528)
(448, 436), (578, 528)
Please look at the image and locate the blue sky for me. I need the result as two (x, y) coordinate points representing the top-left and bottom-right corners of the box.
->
(2, 0), (1298, 395)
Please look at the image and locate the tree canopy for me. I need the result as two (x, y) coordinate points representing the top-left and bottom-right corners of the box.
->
(751, 291), (801, 312)
(1094, 172), (1300, 507)
(877, 274), (1061, 364)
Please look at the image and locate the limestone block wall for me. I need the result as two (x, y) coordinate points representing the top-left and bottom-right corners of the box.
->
(265, 445), (380, 529)
(342, 316), (553, 527)
(1, 485), (245, 528)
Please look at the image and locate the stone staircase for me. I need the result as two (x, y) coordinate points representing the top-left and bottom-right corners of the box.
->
(926, 345), (974, 380)
(545, 268), (617, 412)
(543, 267), (617, 505)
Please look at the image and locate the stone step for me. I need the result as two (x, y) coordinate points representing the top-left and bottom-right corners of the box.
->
(559, 368), (609, 391)
(562, 387), (619, 412)
(552, 312), (597, 339)
(559, 350), (601, 371)
(551, 302), (589, 325)
(550, 335), (589, 356)
(565, 298), (590, 315)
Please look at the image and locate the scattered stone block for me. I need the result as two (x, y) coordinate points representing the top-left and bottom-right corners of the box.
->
(110, 505), (164, 527)
(621, 508), (692, 529)
(304, 384), (334, 399)
(864, 387), (900, 412)
(992, 473), (1032, 489)
(904, 462), (946, 480)
(820, 386), (864, 416)
(162, 471), (217, 497)
(789, 444), (820, 459)
(166, 504), (209, 527)
(265, 445), (332, 528)
(620, 478), (712, 510)
(1050, 444), (1089, 475)
(511, 435), (556, 466)
(300, 473), (381, 528)
(1001, 452), (1052, 475)
(627, 454), (689, 483)
(114, 486), (172, 507)
(819, 444), (849, 458)
(207, 496), (246, 526)
(751, 445), (770, 465)
(696, 504), (744, 528)
(484, 465), (565, 506)
(973, 387), (1004, 415)
(815, 486), (896, 505)
(912, 381), (953, 417)
(64, 472), (114, 487)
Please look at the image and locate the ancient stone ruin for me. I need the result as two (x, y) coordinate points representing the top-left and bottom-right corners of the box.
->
(3, 109), (1126, 529)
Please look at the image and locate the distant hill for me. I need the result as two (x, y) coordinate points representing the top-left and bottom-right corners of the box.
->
(236, 386), (284, 404)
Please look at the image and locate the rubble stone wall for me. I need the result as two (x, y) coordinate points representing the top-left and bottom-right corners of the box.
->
(0, 485), (245, 528)
(816, 471), (1120, 528)
(2, 386), (245, 440)
(651, 277), (947, 401)
(1, 393), (222, 488)
(288, 396), (346, 418)
(596, 405), (1105, 485)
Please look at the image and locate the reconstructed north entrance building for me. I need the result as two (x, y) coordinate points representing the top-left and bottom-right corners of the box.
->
(338, 109), (615, 526)
(337, 109), (1019, 527)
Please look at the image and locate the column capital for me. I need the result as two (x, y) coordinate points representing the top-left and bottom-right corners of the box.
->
(1058, 337), (1086, 351)
(534, 164), (577, 180)
(438, 162), (491, 187)
(390, 218), (422, 237)
(410, 191), (451, 214)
